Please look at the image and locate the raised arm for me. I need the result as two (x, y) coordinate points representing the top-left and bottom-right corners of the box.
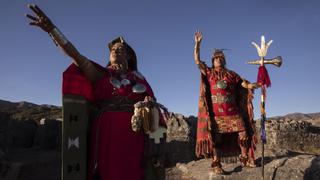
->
(194, 30), (206, 75)
(25, 4), (103, 83)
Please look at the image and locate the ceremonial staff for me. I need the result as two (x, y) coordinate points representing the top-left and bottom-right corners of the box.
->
(247, 36), (282, 180)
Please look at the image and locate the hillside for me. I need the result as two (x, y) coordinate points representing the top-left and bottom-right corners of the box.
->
(0, 99), (62, 123)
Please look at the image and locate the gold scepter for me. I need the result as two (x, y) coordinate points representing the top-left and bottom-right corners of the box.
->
(247, 35), (282, 180)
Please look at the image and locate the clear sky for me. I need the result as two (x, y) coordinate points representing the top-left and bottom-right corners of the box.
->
(1, 0), (320, 118)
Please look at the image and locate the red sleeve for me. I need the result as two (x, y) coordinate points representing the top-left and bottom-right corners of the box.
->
(62, 64), (94, 102)
(62, 62), (106, 102)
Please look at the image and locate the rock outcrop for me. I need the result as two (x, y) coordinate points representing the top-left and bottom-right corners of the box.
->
(166, 113), (320, 180)
(166, 154), (320, 180)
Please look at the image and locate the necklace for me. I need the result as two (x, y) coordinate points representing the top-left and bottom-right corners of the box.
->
(108, 71), (146, 94)
(216, 80), (227, 89)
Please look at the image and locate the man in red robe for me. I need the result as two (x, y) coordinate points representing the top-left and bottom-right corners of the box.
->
(193, 30), (259, 174)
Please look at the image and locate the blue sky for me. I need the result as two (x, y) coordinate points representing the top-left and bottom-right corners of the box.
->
(1, 0), (320, 118)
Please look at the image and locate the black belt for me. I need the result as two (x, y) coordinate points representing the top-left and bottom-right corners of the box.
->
(99, 98), (136, 112)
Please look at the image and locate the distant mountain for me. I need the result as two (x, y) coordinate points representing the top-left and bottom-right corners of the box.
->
(267, 112), (320, 126)
(0, 99), (62, 122)
(0, 99), (17, 109)
(1, 98), (320, 123)
(0, 99), (41, 109)
(282, 112), (313, 119)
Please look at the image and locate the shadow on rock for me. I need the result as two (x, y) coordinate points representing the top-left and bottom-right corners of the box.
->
(223, 165), (242, 175)
(255, 156), (273, 167)
(304, 156), (320, 180)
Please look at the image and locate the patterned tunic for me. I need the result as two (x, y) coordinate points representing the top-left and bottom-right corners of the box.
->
(205, 67), (246, 133)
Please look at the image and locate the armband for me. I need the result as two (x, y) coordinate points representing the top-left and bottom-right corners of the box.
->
(49, 28), (68, 46)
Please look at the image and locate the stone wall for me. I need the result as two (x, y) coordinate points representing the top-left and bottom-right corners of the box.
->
(6, 119), (38, 149)
(160, 113), (197, 167)
(34, 119), (61, 150)
(265, 118), (320, 155)
(164, 113), (320, 167)
(0, 116), (62, 158)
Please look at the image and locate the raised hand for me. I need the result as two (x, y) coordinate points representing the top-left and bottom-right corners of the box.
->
(194, 30), (203, 44)
(25, 4), (96, 80)
(25, 4), (55, 32)
(194, 30), (205, 73)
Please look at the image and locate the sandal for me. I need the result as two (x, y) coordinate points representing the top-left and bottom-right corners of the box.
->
(239, 155), (256, 168)
(211, 160), (224, 174)
(239, 155), (248, 167)
(246, 158), (257, 168)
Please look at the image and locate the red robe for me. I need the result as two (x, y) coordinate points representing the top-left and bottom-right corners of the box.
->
(63, 63), (154, 180)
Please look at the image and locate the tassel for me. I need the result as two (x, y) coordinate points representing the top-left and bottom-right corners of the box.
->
(260, 116), (267, 144)
(257, 66), (271, 87)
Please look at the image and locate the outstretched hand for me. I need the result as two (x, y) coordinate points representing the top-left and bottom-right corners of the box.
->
(25, 4), (55, 32)
(194, 30), (203, 44)
(241, 77), (261, 89)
